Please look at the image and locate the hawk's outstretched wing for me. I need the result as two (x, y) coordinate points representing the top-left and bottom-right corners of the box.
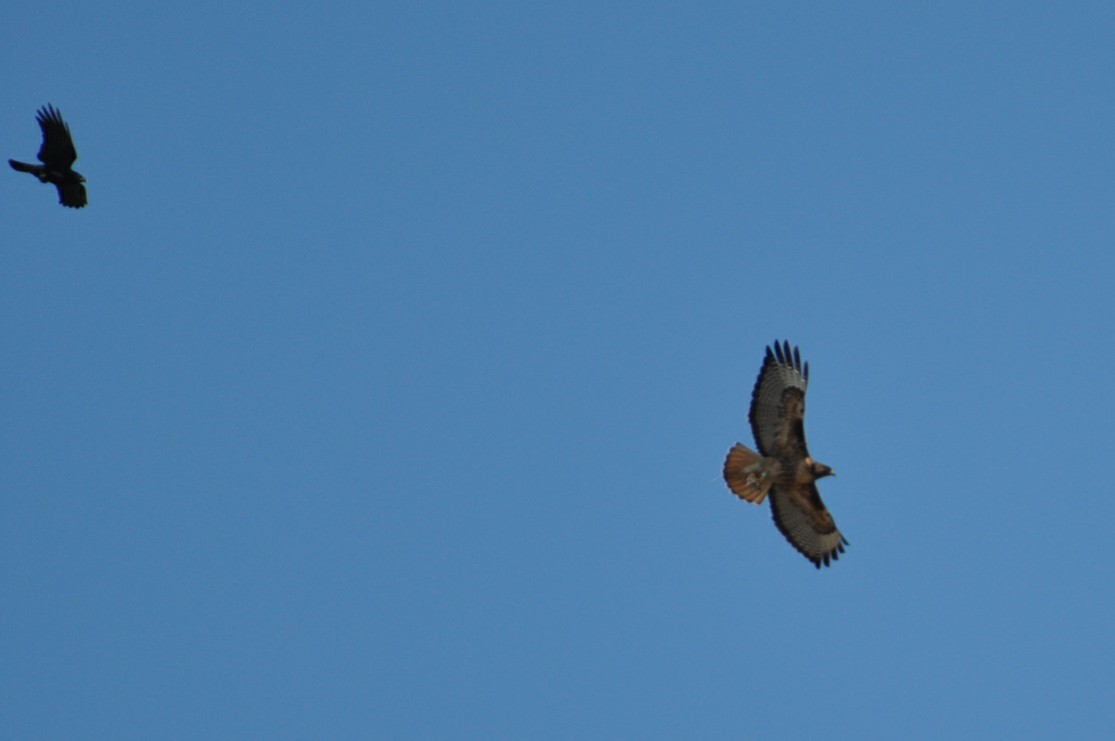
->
(769, 482), (847, 568)
(748, 340), (809, 457)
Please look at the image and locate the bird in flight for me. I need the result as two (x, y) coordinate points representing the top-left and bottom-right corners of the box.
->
(723, 341), (848, 568)
(9, 104), (87, 208)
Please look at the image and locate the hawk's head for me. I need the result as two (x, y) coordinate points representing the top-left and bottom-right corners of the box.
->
(807, 458), (834, 480)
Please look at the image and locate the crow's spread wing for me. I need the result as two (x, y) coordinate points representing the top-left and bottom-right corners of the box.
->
(36, 104), (78, 169)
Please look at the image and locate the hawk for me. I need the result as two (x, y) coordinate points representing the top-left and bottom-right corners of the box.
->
(723, 340), (848, 568)
(9, 104), (87, 208)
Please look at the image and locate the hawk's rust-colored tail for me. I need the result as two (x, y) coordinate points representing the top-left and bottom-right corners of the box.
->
(723, 443), (777, 504)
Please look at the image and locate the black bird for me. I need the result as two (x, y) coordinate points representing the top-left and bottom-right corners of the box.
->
(9, 104), (87, 208)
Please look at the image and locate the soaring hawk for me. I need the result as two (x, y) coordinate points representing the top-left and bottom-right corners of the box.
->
(723, 341), (848, 568)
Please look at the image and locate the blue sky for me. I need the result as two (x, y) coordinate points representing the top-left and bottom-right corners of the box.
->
(4, 2), (1114, 738)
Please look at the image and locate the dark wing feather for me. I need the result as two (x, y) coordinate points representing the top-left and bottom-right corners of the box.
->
(748, 340), (810, 456)
(36, 104), (78, 169)
(769, 482), (848, 568)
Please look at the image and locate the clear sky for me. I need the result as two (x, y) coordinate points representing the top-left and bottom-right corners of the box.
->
(4, 2), (1114, 738)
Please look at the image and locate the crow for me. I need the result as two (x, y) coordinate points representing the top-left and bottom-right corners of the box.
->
(9, 104), (87, 208)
